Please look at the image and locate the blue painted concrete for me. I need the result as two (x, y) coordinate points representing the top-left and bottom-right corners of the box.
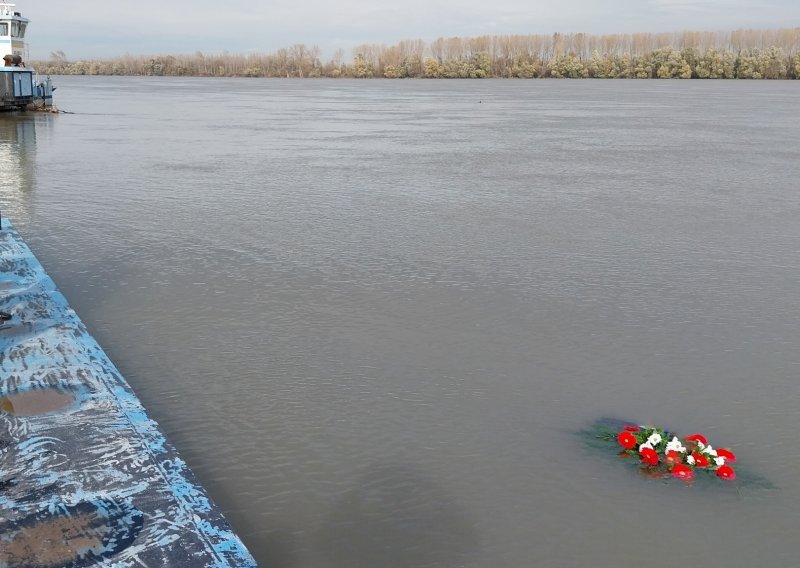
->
(0, 219), (258, 567)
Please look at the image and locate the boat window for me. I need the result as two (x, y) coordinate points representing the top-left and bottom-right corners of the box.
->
(10, 21), (19, 37)
(0, 23), (7, 36)
(18, 22), (25, 38)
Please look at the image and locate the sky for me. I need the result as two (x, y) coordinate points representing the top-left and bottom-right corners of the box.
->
(16, 0), (800, 60)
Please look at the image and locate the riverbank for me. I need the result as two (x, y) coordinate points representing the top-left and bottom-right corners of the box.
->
(0, 218), (256, 567)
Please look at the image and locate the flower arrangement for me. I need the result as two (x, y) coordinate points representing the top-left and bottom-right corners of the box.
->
(616, 424), (736, 481)
(581, 418), (773, 490)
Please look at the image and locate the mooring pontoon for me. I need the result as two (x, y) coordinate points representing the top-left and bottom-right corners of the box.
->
(0, 1), (54, 110)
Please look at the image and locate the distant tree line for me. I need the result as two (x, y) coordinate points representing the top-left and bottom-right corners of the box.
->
(34, 28), (800, 79)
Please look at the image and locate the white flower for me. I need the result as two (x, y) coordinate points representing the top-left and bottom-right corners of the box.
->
(639, 442), (653, 452)
(715, 456), (726, 466)
(687, 455), (696, 465)
(702, 445), (718, 457)
(665, 436), (686, 454)
(647, 433), (662, 446)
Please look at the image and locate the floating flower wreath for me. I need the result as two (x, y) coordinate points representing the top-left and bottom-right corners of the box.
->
(616, 425), (736, 481)
(582, 418), (774, 490)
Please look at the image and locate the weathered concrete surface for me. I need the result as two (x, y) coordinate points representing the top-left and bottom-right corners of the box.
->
(0, 219), (257, 567)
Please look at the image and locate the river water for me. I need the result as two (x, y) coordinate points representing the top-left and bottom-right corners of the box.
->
(2, 77), (799, 567)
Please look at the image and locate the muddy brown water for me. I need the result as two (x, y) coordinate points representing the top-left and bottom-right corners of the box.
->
(0, 388), (76, 416)
(2, 77), (799, 567)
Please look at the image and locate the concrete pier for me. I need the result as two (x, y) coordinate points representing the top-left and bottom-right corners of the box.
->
(0, 219), (257, 567)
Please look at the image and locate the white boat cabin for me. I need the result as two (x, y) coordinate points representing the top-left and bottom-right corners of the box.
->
(0, 2), (53, 110)
(0, 2), (28, 61)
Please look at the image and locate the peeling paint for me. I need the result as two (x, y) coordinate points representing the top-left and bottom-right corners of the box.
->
(0, 220), (258, 567)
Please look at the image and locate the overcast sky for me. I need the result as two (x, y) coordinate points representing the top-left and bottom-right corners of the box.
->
(19, 0), (800, 60)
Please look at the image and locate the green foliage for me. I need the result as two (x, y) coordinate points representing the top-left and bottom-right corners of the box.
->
(633, 57), (653, 78)
(511, 61), (538, 78)
(588, 49), (611, 78)
(471, 51), (491, 78)
(382, 64), (403, 78)
(695, 48), (736, 78)
(761, 46), (787, 79)
(736, 49), (762, 78)
(645, 47), (693, 79)
(423, 58), (443, 78)
(617, 53), (634, 78)
(351, 53), (373, 78)
(732, 48), (789, 79)
(548, 54), (588, 78)
(402, 54), (423, 78)
(148, 58), (164, 76)
(588, 52), (636, 78)
(417, 52), (491, 78)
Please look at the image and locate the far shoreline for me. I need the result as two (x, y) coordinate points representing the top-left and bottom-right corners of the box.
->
(31, 28), (800, 80)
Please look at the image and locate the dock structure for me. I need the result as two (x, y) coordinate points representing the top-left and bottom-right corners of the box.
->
(0, 219), (257, 567)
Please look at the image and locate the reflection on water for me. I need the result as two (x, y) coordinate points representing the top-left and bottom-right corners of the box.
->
(313, 464), (480, 568)
(0, 115), (37, 225)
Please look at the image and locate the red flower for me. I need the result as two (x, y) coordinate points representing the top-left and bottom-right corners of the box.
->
(686, 433), (708, 446)
(639, 447), (659, 466)
(671, 464), (694, 480)
(716, 465), (736, 480)
(665, 450), (682, 464)
(617, 431), (637, 449)
(624, 425), (640, 432)
(691, 452), (710, 468)
(716, 448), (736, 463)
